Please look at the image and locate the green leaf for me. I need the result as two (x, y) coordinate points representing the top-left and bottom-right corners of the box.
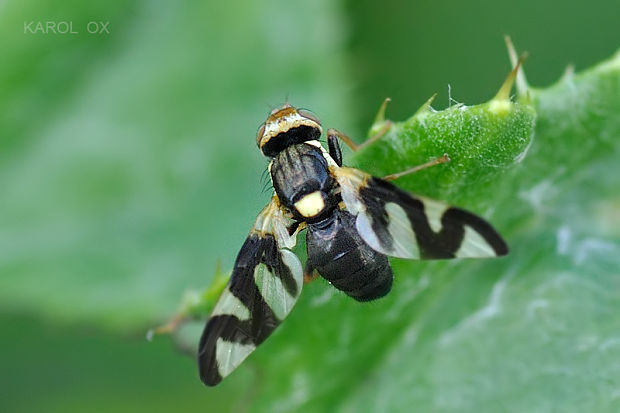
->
(181, 51), (620, 411)
(335, 53), (620, 412)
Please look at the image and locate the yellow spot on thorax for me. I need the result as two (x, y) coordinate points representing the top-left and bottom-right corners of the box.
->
(294, 191), (325, 217)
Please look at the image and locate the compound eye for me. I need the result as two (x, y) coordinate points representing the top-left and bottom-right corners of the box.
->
(256, 123), (266, 147)
(297, 108), (321, 126)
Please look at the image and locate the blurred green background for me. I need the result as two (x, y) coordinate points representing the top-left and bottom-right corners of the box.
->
(1, 0), (619, 412)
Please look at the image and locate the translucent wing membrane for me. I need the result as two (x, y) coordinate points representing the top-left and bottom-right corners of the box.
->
(334, 167), (508, 260)
(198, 198), (303, 386)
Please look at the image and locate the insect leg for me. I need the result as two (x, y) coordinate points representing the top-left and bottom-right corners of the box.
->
(287, 221), (301, 236)
(327, 133), (343, 166)
(327, 102), (393, 154)
(354, 98), (394, 150)
(327, 128), (359, 152)
(358, 121), (393, 151)
(327, 124), (394, 153)
(383, 153), (451, 181)
(304, 261), (318, 284)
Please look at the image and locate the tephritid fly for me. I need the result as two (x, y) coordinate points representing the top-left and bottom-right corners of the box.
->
(197, 104), (508, 386)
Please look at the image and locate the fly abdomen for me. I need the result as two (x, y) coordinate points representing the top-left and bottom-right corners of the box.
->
(306, 209), (393, 301)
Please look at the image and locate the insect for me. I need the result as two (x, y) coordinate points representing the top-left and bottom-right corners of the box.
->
(198, 104), (508, 386)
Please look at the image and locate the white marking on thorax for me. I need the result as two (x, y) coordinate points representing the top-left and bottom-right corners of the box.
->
(294, 191), (325, 217)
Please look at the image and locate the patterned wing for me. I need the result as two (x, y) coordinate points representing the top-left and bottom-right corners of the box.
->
(198, 198), (303, 386)
(334, 167), (508, 259)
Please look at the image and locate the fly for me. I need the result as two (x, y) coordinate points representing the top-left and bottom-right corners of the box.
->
(197, 104), (508, 386)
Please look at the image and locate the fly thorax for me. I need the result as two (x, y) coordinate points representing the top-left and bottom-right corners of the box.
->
(270, 143), (337, 221)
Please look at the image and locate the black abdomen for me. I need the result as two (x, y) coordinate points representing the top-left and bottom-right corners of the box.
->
(306, 209), (393, 301)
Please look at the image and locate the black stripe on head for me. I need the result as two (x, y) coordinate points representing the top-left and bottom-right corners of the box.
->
(261, 125), (321, 157)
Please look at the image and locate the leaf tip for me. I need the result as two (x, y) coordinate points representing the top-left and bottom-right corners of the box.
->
(504, 36), (530, 96)
(373, 97), (391, 124)
(417, 93), (438, 114)
(408, 93), (438, 123)
(369, 97), (392, 137)
(560, 63), (575, 83)
(597, 47), (620, 72)
(490, 48), (528, 114)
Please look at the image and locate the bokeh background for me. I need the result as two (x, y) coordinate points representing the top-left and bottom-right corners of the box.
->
(2, 0), (619, 411)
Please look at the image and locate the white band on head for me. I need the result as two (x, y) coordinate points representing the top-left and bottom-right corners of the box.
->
(261, 112), (322, 145)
